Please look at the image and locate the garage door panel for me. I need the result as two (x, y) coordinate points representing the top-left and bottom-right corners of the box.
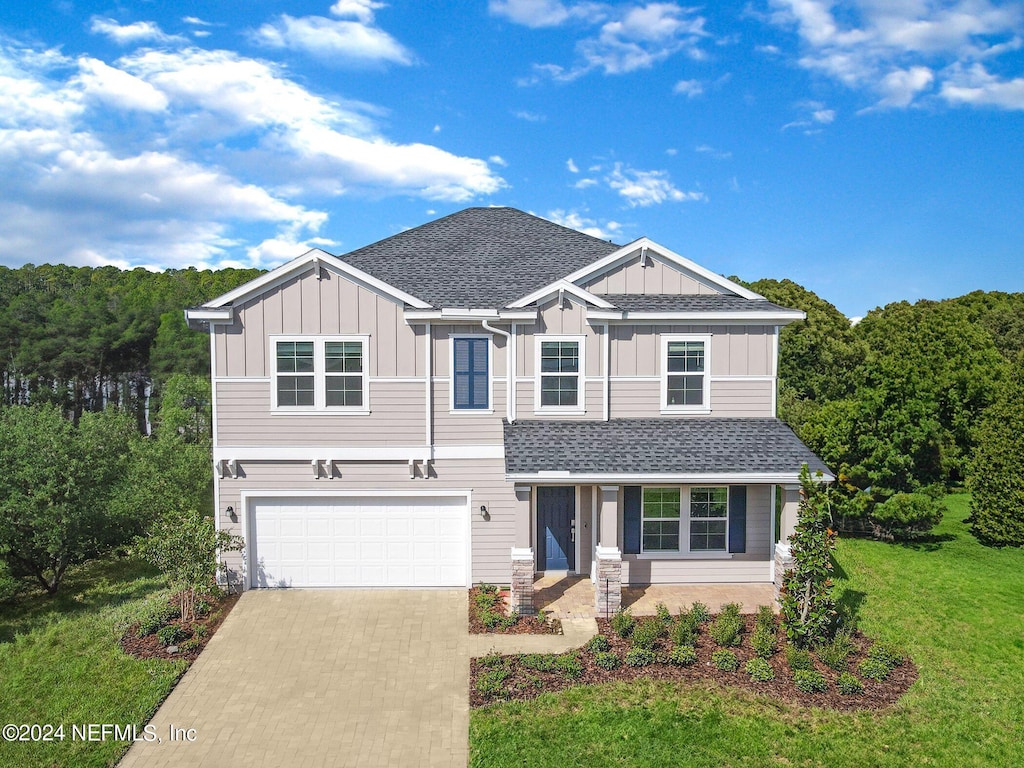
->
(250, 495), (467, 588)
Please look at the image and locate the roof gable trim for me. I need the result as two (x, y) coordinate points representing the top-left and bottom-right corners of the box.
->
(508, 279), (616, 310)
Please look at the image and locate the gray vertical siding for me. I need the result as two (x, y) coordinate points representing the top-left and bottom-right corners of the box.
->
(582, 253), (725, 295)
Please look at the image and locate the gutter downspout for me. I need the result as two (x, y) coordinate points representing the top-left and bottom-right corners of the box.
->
(482, 320), (514, 423)
(425, 322), (433, 452)
(603, 321), (610, 421)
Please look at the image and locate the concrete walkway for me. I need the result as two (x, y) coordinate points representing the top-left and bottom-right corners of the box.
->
(119, 590), (469, 768)
(467, 617), (597, 656)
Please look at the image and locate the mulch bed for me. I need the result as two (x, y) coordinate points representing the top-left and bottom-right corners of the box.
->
(467, 587), (562, 635)
(470, 614), (917, 711)
(120, 591), (240, 663)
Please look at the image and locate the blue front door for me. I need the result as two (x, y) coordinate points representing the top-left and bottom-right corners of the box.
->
(538, 486), (575, 571)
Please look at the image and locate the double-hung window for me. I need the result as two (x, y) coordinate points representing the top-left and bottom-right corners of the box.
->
(452, 336), (490, 410)
(537, 336), (584, 411)
(641, 488), (681, 552)
(272, 336), (368, 412)
(662, 334), (711, 412)
(689, 487), (728, 551)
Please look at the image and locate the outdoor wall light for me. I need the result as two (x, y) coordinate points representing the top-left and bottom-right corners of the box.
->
(479, 505), (490, 520)
(226, 506), (237, 522)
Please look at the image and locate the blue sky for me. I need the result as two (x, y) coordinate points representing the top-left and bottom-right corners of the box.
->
(1, 1), (1022, 318)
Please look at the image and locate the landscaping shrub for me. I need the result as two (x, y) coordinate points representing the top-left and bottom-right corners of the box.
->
(712, 649), (739, 671)
(793, 669), (828, 693)
(594, 651), (620, 670)
(837, 672), (864, 695)
(859, 658), (891, 681)
(585, 634), (610, 654)
(179, 637), (202, 654)
(630, 618), (665, 650)
(478, 583), (498, 594)
(520, 654), (557, 672)
(136, 601), (181, 637)
(155, 624), (189, 647)
(554, 652), (584, 679)
(670, 617), (697, 648)
(709, 605), (744, 647)
(655, 602), (673, 626)
(480, 607), (517, 631)
(755, 605), (776, 633)
(516, 674), (544, 692)
(867, 641), (905, 668)
(816, 630), (855, 671)
(785, 645), (815, 671)
(624, 648), (656, 667)
(689, 602), (712, 624)
(668, 645), (697, 667)
(476, 667), (511, 698)
(745, 657), (775, 682)
(871, 492), (945, 541)
(477, 652), (505, 668)
(474, 591), (499, 610)
(751, 628), (777, 659)
(611, 609), (636, 638)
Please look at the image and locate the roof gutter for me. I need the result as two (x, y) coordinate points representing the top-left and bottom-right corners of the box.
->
(481, 320), (515, 424)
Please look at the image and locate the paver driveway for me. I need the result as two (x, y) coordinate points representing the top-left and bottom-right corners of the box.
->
(119, 589), (468, 768)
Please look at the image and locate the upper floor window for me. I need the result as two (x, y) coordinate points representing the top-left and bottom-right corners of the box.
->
(537, 336), (584, 412)
(689, 487), (728, 551)
(272, 336), (368, 412)
(452, 336), (489, 410)
(661, 334), (711, 413)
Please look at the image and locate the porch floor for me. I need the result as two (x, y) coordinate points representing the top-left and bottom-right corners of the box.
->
(533, 574), (776, 620)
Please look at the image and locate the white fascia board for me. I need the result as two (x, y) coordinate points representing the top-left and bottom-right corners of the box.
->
(184, 307), (234, 324)
(507, 470), (835, 484)
(403, 309), (538, 323)
(587, 309), (806, 324)
(203, 249), (432, 310)
(214, 444), (506, 462)
(508, 279), (616, 310)
(561, 238), (766, 301)
(439, 308), (501, 320)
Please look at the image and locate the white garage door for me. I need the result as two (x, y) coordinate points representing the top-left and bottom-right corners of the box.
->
(248, 495), (468, 588)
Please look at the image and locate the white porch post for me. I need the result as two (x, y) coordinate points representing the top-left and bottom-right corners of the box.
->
(774, 484), (801, 600)
(510, 484), (535, 615)
(595, 485), (622, 617)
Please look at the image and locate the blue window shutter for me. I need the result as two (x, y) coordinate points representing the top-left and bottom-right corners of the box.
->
(471, 338), (488, 408)
(728, 486), (747, 554)
(453, 338), (489, 409)
(623, 486), (641, 554)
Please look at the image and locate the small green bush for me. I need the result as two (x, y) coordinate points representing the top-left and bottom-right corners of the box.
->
(670, 618), (697, 647)
(837, 672), (864, 695)
(555, 652), (584, 679)
(136, 601), (181, 637)
(475, 667), (511, 698)
(751, 628), (777, 659)
(785, 645), (815, 671)
(867, 641), (905, 668)
(859, 658), (891, 681)
(477, 652), (506, 668)
(668, 645), (697, 667)
(720, 602), (743, 617)
(594, 651), (620, 670)
(793, 669), (828, 693)
(655, 602), (673, 625)
(473, 591), (498, 609)
(193, 623), (208, 638)
(520, 653), (557, 672)
(630, 618), (665, 650)
(179, 637), (202, 654)
(816, 630), (855, 671)
(480, 608), (517, 630)
(478, 583), (499, 594)
(745, 657), (775, 681)
(155, 624), (188, 647)
(709, 611), (744, 647)
(585, 634), (610, 653)
(611, 609), (636, 639)
(755, 605), (776, 633)
(712, 649), (739, 671)
(624, 648), (656, 667)
(689, 602), (712, 624)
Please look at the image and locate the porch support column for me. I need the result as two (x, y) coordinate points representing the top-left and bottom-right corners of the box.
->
(595, 485), (622, 617)
(510, 485), (535, 615)
(774, 484), (801, 600)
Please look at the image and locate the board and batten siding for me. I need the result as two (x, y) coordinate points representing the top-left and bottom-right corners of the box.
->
(610, 325), (774, 378)
(618, 484), (773, 584)
(216, 267), (424, 378)
(218, 457), (516, 586)
(582, 253), (726, 296)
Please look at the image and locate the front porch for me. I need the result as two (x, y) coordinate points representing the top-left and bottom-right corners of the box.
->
(532, 574), (777, 621)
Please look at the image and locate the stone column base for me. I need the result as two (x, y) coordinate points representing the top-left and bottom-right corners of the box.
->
(509, 548), (536, 615)
(594, 546), (622, 618)
(773, 543), (795, 603)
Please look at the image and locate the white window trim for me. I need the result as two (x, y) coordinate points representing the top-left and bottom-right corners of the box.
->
(448, 333), (493, 414)
(270, 335), (370, 414)
(534, 334), (586, 415)
(660, 333), (712, 414)
(639, 485), (730, 555)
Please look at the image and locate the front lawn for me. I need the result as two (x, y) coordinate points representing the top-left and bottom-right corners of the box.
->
(0, 558), (188, 768)
(470, 494), (1024, 767)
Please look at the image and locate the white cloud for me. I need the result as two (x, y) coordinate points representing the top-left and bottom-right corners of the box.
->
(246, 234), (339, 267)
(489, 0), (571, 28)
(573, 177), (598, 188)
(812, 107), (835, 123)
(940, 62), (1024, 108)
(567, 157), (579, 172)
(330, 0), (386, 24)
(253, 12), (412, 65)
(74, 57), (168, 112)
(182, 16), (213, 27)
(544, 208), (622, 240)
(766, 0), (1024, 109)
(695, 143), (731, 159)
(88, 17), (185, 46)
(673, 78), (703, 97)
(513, 109), (546, 121)
(489, 154), (508, 166)
(607, 163), (705, 206)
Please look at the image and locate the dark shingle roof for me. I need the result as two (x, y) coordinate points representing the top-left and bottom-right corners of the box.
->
(600, 294), (795, 314)
(339, 207), (621, 309)
(503, 418), (830, 476)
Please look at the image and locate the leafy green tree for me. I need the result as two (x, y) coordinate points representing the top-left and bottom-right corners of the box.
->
(780, 467), (838, 647)
(0, 406), (139, 594)
(967, 361), (1024, 547)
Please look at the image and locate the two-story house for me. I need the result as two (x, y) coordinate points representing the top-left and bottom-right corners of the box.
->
(185, 207), (831, 614)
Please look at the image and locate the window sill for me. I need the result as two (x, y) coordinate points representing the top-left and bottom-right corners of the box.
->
(448, 408), (494, 415)
(533, 408), (586, 416)
(270, 408), (371, 416)
(660, 408), (712, 415)
(633, 552), (733, 560)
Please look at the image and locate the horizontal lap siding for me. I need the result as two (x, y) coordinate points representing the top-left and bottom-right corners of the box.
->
(516, 380), (603, 418)
(217, 379), (425, 444)
(709, 380), (774, 417)
(609, 380), (661, 417)
(219, 458), (516, 586)
(432, 382), (505, 444)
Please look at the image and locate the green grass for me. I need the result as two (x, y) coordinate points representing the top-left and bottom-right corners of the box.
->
(0, 557), (187, 768)
(470, 495), (1024, 767)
